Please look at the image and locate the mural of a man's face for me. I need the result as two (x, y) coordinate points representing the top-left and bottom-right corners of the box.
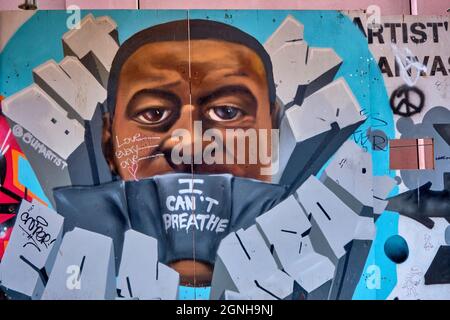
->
(103, 39), (277, 182)
(101, 25), (279, 285)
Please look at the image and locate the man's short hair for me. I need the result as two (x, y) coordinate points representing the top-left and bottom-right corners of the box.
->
(106, 19), (276, 116)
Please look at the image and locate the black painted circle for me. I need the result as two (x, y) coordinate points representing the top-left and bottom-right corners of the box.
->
(390, 85), (425, 117)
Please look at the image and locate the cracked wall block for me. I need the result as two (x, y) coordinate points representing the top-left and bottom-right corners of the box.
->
(328, 239), (373, 300)
(255, 197), (334, 298)
(67, 106), (113, 186)
(265, 16), (342, 106)
(287, 238), (335, 299)
(256, 196), (311, 268)
(281, 236), (335, 299)
(33, 57), (106, 123)
(286, 79), (364, 142)
(321, 140), (373, 213)
(373, 175), (397, 214)
(296, 175), (375, 262)
(62, 14), (119, 88)
(270, 44), (343, 106)
(275, 78), (366, 191)
(117, 230), (179, 300)
(264, 15), (304, 56)
(222, 290), (249, 300)
(1, 83), (106, 206)
(294, 279), (333, 300)
(2, 84), (85, 160)
(0, 200), (64, 299)
(41, 227), (115, 300)
(211, 225), (295, 300)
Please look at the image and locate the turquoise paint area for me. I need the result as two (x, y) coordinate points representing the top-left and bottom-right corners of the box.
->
(0, 10), (188, 96)
(1, 10), (398, 300)
(18, 156), (51, 207)
(353, 211), (399, 299)
(179, 286), (210, 300)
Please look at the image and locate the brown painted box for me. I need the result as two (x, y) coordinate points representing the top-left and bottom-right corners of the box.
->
(389, 138), (434, 170)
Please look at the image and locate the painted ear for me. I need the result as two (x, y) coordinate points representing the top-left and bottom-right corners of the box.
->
(271, 98), (284, 129)
(101, 112), (118, 175)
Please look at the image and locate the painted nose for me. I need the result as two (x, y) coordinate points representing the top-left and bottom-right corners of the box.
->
(159, 104), (204, 173)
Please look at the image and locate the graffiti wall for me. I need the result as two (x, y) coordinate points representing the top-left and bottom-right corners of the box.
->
(363, 14), (450, 299)
(0, 9), (448, 300)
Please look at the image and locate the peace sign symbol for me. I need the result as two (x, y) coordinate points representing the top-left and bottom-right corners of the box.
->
(390, 85), (425, 117)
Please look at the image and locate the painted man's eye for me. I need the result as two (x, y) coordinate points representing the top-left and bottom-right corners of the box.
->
(135, 108), (172, 124)
(207, 106), (243, 122)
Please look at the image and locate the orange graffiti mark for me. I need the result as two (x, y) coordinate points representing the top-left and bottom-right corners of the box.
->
(11, 149), (47, 206)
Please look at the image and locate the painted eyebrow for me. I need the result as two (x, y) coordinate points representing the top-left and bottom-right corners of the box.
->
(223, 71), (250, 78)
(126, 88), (182, 115)
(197, 85), (257, 107)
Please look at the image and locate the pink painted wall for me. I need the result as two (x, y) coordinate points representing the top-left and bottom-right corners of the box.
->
(0, 0), (65, 10)
(139, 0), (411, 14)
(65, 0), (137, 9)
(417, 0), (450, 15)
(0, 0), (137, 10)
(0, 0), (449, 14)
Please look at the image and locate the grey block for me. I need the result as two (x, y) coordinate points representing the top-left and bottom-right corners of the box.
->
(321, 140), (373, 209)
(222, 282), (292, 300)
(62, 14), (119, 88)
(294, 279), (332, 300)
(264, 15), (304, 56)
(1, 84), (87, 205)
(284, 78), (363, 151)
(211, 225), (295, 300)
(4, 85), (111, 206)
(321, 175), (368, 217)
(117, 230), (179, 300)
(83, 106), (113, 185)
(275, 79), (366, 192)
(2, 84), (85, 160)
(222, 290), (248, 300)
(284, 236), (335, 296)
(256, 195), (312, 268)
(66, 106), (112, 186)
(328, 239), (373, 300)
(41, 227), (116, 300)
(0, 200), (64, 300)
(32, 57), (106, 123)
(2, 83), (111, 205)
(270, 43), (343, 106)
(255, 196), (335, 295)
(307, 280), (333, 300)
(264, 16), (342, 106)
(373, 175), (397, 214)
(296, 175), (375, 262)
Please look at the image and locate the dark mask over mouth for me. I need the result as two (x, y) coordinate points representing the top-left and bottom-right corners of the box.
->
(53, 173), (288, 270)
